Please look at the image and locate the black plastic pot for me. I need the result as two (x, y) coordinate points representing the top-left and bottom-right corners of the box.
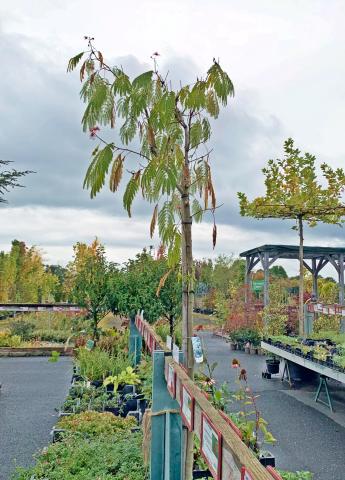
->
(118, 385), (136, 398)
(121, 397), (139, 417)
(294, 348), (302, 356)
(104, 406), (120, 416)
(139, 398), (148, 415)
(266, 359), (280, 375)
(306, 351), (314, 360)
(193, 469), (212, 479)
(259, 450), (275, 467)
(71, 374), (83, 384)
(90, 380), (103, 388)
(52, 428), (66, 443)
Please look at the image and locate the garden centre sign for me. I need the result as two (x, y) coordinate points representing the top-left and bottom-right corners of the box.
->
(251, 280), (264, 293)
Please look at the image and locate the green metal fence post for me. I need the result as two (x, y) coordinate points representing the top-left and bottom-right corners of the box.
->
(151, 351), (182, 480)
(129, 315), (142, 366)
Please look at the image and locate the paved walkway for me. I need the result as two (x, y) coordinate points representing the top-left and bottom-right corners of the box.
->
(0, 357), (72, 480)
(200, 332), (345, 480)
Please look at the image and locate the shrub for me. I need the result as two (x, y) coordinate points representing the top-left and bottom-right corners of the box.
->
(0, 331), (21, 347)
(29, 329), (71, 343)
(12, 432), (148, 480)
(231, 328), (261, 346)
(313, 314), (340, 334)
(57, 411), (136, 436)
(10, 321), (35, 340)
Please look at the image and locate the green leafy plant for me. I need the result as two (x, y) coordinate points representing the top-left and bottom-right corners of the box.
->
(48, 351), (60, 363)
(76, 347), (130, 381)
(9, 321), (35, 340)
(103, 366), (141, 392)
(137, 356), (153, 404)
(278, 470), (313, 480)
(234, 368), (276, 453)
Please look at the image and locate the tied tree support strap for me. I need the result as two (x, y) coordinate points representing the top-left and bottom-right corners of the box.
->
(142, 408), (181, 467)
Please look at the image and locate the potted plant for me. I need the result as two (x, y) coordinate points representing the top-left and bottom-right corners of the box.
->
(266, 357), (280, 374)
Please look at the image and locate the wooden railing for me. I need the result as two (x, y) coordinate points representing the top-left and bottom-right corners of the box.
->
(135, 314), (282, 480)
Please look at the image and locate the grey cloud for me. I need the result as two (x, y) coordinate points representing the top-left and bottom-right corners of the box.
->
(3, 27), (343, 248)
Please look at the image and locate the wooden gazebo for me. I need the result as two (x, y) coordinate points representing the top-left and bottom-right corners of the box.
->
(240, 244), (345, 306)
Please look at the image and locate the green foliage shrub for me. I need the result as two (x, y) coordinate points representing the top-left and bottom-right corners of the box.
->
(0, 331), (21, 347)
(278, 470), (313, 480)
(12, 432), (148, 480)
(10, 321), (35, 340)
(313, 314), (340, 334)
(29, 329), (71, 343)
(231, 328), (261, 346)
(58, 411), (136, 436)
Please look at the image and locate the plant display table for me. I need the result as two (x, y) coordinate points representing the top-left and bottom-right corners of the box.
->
(261, 341), (345, 411)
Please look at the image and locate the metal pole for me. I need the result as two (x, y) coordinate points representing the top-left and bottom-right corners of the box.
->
(312, 258), (318, 300)
(264, 251), (269, 308)
(339, 254), (345, 333)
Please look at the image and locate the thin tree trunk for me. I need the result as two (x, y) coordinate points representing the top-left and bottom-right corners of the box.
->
(298, 215), (304, 336)
(169, 315), (174, 338)
(181, 121), (194, 480)
(92, 310), (99, 341)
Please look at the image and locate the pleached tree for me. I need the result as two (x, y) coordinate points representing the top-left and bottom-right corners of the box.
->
(238, 138), (345, 335)
(68, 37), (234, 477)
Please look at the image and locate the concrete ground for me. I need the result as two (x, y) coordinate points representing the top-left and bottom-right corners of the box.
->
(0, 356), (72, 480)
(200, 331), (345, 480)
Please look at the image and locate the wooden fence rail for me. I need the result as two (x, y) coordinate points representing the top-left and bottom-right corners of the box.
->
(133, 313), (280, 480)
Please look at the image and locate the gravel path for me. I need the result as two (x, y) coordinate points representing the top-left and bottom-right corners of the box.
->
(200, 331), (345, 480)
(0, 356), (72, 480)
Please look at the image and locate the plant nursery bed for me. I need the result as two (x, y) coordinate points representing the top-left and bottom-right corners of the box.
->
(0, 346), (74, 357)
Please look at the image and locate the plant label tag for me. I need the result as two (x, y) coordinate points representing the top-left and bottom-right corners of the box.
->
(173, 343), (180, 363)
(191, 336), (203, 363)
(201, 413), (222, 479)
(85, 339), (95, 351)
(166, 335), (172, 350)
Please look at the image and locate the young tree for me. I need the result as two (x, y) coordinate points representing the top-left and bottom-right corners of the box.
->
(0, 240), (59, 302)
(108, 249), (181, 335)
(66, 240), (109, 340)
(0, 160), (33, 203)
(68, 39), (234, 476)
(238, 138), (345, 335)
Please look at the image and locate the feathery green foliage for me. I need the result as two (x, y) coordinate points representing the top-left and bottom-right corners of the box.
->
(69, 39), (234, 267)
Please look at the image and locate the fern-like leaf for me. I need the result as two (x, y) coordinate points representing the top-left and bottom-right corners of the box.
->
(109, 154), (123, 192)
(67, 52), (85, 73)
(123, 172), (141, 217)
(83, 144), (113, 198)
(150, 204), (158, 238)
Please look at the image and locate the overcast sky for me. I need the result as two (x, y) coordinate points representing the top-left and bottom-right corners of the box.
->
(1, 0), (345, 274)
